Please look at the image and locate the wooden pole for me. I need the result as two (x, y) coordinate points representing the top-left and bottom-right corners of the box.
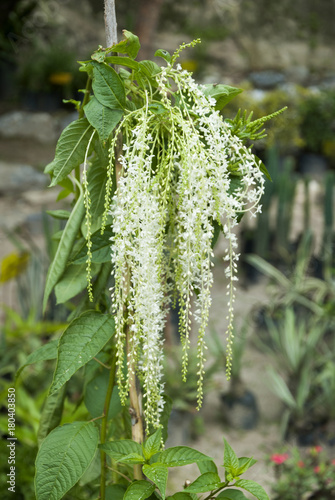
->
(104, 0), (118, 47)
(103, 0), (145, 483)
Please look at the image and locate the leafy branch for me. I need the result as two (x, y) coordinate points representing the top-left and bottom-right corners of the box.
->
(227, 107), (287, 142)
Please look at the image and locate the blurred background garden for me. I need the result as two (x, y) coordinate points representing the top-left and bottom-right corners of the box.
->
(0, 1), (335, 499)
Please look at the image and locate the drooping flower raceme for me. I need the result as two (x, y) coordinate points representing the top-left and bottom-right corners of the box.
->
(97, 62), (265, 427)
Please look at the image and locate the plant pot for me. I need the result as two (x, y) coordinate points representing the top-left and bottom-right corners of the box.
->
(165, 409), (195, 447)
(307, 490), (335, 499)
(220, 389), (259, 430)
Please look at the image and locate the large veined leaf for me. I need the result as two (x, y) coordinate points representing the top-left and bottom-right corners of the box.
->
(49, 311), (115, 394)
(143, 428), (162, 460)
(202, 84), (243, 111)
(198, 459), (218, 475)
(234, 480), (269, 500)
(54, 261), (100, 304)
(43, 183), (85, 312)
(16, 339), (58, 380)
(157, 447), (211, 467)
(84, 96), (123, 145)
(37, 386), (67, 446)
(91, 61), (126, 110)
(223, 439), (239, 473)
(35, 421), (99, 500)
(47, 118), (94, 186)
(184, 472), (223, 493)
(124, 480), (156, 500)
(142, 463), (168, 499)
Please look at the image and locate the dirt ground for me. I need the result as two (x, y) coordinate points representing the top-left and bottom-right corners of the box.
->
(0, 136), (283, 497)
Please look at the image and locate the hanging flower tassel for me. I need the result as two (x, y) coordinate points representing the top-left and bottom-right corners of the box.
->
(101, 51), (266, 427)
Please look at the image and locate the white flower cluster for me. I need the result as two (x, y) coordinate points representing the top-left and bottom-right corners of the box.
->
(106, 66), (265, 426)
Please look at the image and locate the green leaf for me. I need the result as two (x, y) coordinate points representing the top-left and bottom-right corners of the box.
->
(266, 369), (296, 409)
(223, 439), (239, 473)
(88, 149), (109, 203)
(154, 49), (172, 63)
(100, 439), (144, 462)
(16, 339), (58, 380)
(124, 480), (156, 500)
(54, 261), (100, 304)
(139, 60), (161, 78)
(91, 61), (126, 110)
(234, 480), (269, 500)
(143, 428), (162, 460)
(79, 449), (101, 486)
(49, 311), (115, 394)
(116, 453), (146, 465)
(135, 60), (162, 88)
(105, 55), (140, 70)
(35, 421), (99, 500)
(198, 460), (218, 475)
(211, 219), (223, 249)
(256, 157), (272, 181)
(71, 227), (113, 264)
(184, 472), (223, 493)
(167, 494), (194, 500)
(43, 183), (85, 311)
(202, 84), (243, 110)
(216, 488), (249, 500)
(45, 210), (71, 220)
(148, 102), (168, 115)
(85, 96), (123, 145)
(37, 386), (67, 446)
(157, 446), (211, 467)
(108, 30), (141, 59)
(105, 484), (128, 500)
(85, 368), (122, 419)
(143, 463), (168, 499)
(236, 457), (257, 475)
(56, 177), (75, 201)
(47, 118), (94, 186)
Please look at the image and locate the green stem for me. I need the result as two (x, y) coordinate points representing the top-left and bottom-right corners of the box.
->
(79, 76), (92, 119)
(202, 482), (229, 500)
(100, 350), (117, 499)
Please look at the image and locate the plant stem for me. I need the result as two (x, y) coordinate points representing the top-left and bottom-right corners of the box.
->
(202, 483), (229, 500)
(100, 351), (117, 500)
(79, 76), (92, 119)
